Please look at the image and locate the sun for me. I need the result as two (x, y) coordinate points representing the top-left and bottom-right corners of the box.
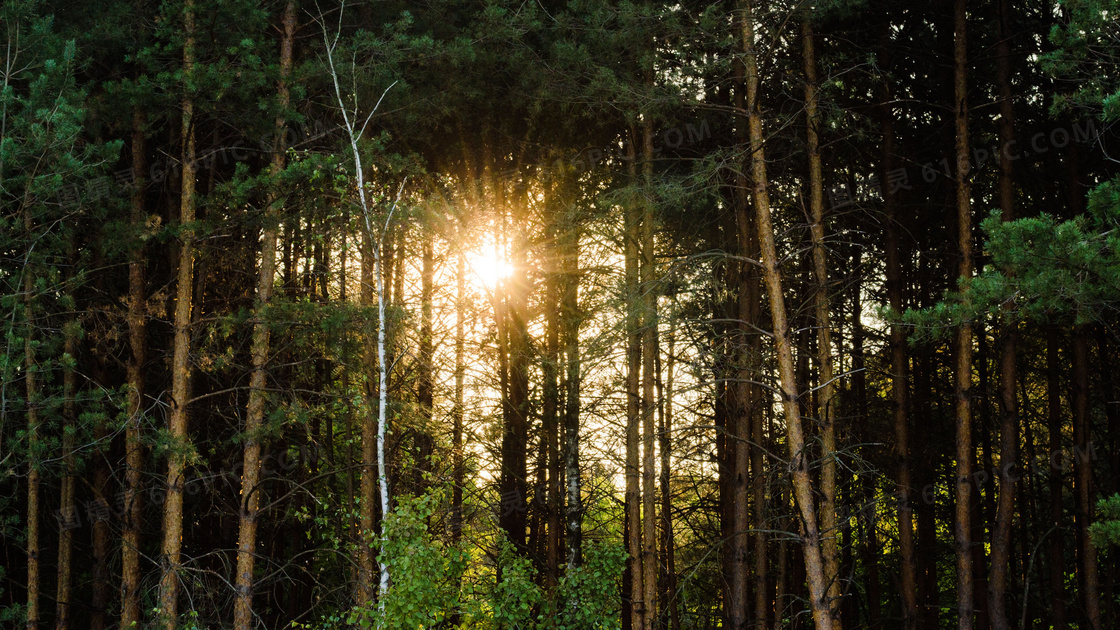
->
(466, 242), (513, 292)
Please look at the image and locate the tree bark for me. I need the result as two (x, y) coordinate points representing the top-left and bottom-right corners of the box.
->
(659, 308), (679, 630)
(120, 105), (148, 630)
(851, 251), (880, 630)
(730, 20), (752, 630)
(500, 182), (530, 552)
(452, 223), (466, 549)
(448, 214), (466, 628)
(625, 129), (644, 630)
(55, 302), (77, 630)
(880, 56), (917, 630)
(951, 1), (975, 627)
(1045, 329), (1066, 630)
(563, 200), (583, 570)
(640, 116), (660, 630)
(23, 197), (40, 630)
(802, 13), (842, 625)
(322, 19), (399, 601)
(543, 209), (561, 590)
(233, 2), (294, 627)
(160, 1), (197, 624)
(1071, 329), (1101, 630)
(416, 228), (435, 491)
(989, 1), (1018, 625)
(740, 1), (833, 627)
(358, 214), (378, 602)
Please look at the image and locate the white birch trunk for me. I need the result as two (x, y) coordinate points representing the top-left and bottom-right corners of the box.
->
(321, 3), (400, 607)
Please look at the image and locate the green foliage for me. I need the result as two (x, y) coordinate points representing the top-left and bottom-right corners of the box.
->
(1042, 0), (1120, 120)
(554, 542), (626, 630)
(902, 179), (1120, 336)
(483, 539), (543, 630)
(1090, 493), (1120, 550)
(377, 492), (468, 630)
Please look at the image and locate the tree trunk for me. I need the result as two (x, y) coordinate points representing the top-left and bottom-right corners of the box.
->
(740, 1), (833, 627)
(640, 116), (659, 630)
(416, 229), (435, 490)
(973, 334), (991, 630)
(852, 252), (880, 630)
(881, 65), (917, 630)
(625, 129), (644, 630)
(563, 202), (583, 570)
(1045, 329), (1066, 630)
(453, 224), (466, 549)
(543, 211), (561, 590)
(1071, 329), (1101, 630)
(802, 13), (843, 625)
(55, 307), (77, 629)
(1096, 330), (1120, 623)
(160, 1), (197, 624)
(358, 215), (378, 603)
(989, 1), (1018, 625)
(747, 228), (767, 630)
(24, 200), (40, 630)
(659, 308), (679, 630)
(91, 453), (111, 630)
(121, 105), (148, 630)
(500, 182), (531, 552)
(951, 1), (975, 627)
(729, 23), (752, 630)
(233, 3), (294, 627)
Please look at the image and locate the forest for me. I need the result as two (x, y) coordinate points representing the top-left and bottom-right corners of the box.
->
(2, 0), (1120, 628)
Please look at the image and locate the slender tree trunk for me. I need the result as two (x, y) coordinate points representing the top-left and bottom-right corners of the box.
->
(496, 215), (514, 554)
(358, 217), (378, 602)
(563, 203), (582, 570)
(452, 224), (466, 549)
(322, 17), (398, 601)
(55, 306), (77, 629)
(160, 2), (197, 624)
(851, 251), (880, 630)
(659, 308), (679, 630)
(416, 229), (435, 490)
(750, 375), (768, 630)
(729, 47), (751, 630)
(728, 200), (751, 630)
(1045, 329), (1067, 629)
(121, 105), (148, 630)
(501, 185), (531, 552)
(951, 1), (975, 627)
(729, 21), (754, 630)
(23, 200), (40, 630)
(233, 3), (294, 627)
(1096, 331), (1120, 623)
(90, 453), (111, 630)
(989, 2), (1018, 625)
(913, 351), (940, 630)
(747, 230), (767, 630)
(801, 13), (842, 625)
(740, 2), (833, 627)
(640, 116), (660, 630)
(973, 334), (991, 630)
(775, 476), (790, 626)
(1016, 369), (1039, 629)
(1099, 331), (1120, 497)
(624, 128), (644, 630)
(881, 67), (917, 630)
(1071, 329), (1101, 630)
(543, 214), (561, 590)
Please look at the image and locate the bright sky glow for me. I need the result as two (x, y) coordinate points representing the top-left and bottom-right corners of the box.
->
(466, 241), (513, 291)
